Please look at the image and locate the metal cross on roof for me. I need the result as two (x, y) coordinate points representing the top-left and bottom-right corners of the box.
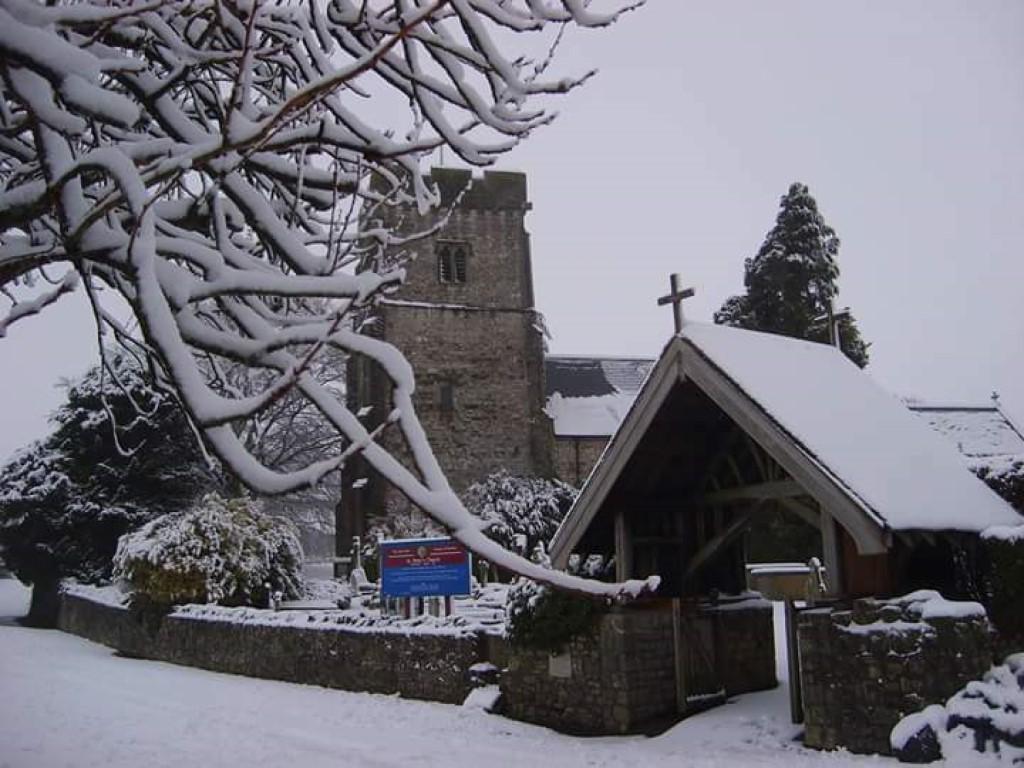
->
(657, 273), (695, 334)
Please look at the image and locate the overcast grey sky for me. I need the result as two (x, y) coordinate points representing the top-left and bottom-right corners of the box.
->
(1, 1), (1022, 461)
(521, 1), (1024, 419)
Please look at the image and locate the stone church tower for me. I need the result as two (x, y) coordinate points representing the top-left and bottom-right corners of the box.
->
(337, 169), (554, 555)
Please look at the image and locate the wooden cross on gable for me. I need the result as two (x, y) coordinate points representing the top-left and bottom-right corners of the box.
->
(657, 273), (696, 334)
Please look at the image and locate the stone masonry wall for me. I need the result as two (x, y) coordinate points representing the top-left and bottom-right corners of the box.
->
(798, 597), (992, 755)
(501, 609), (677, 735)
(379, 303), (552, 495)
(58, 592), (487, 705)
(553, 437), (608, 488)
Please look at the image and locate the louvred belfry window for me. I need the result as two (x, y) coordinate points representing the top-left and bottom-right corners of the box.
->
(437, 241), (469, 284)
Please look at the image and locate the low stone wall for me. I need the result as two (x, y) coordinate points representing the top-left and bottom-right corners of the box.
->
(798, 595), (993, 756)
(500, 600), (776, 735)
(58, 591), (487, 705)
(501, 608), (676, 735)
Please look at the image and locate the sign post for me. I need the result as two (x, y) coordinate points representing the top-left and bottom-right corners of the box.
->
(379, 538), (472, 615)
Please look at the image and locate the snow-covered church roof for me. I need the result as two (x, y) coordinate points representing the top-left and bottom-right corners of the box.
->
(550, 323), (1021, 566)
(544, 356), (654, 437)
(908, 402), (1024, 459)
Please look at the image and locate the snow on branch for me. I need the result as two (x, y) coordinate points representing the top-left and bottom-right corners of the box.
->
(0, 0), (654, 599)
(0, 269), (78, 338)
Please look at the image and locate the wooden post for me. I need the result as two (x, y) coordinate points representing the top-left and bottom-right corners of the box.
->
(785, 599), (804, 724)
(614, 509), (633, 582)
(672, 598), (688, 715)
(820, 510), (844, 597)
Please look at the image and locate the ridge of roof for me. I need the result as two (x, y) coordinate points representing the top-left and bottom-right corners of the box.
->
(908, 403), (999, 412)
(545, 354), (657, 363)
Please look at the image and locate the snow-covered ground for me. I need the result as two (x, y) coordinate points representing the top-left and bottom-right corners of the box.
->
(0, 579), (906, 767)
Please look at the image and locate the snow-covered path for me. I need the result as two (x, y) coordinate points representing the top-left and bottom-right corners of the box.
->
(0, 580), (893, 768)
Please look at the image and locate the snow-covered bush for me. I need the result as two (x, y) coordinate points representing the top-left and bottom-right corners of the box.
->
(891, 653), (1024, 764)
(505, 578), (605, 654)
(974, 457), (1024, 514)
(980, 525), (1024, 649)
(464, 471), (578, 559)
(113, 493), (303, 609)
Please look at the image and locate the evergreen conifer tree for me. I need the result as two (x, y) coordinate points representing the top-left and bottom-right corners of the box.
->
(0, 355), (219, 624)
(715, 183), (870, 367)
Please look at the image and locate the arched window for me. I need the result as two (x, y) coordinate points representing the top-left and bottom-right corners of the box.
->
(437, 241), (469, 284)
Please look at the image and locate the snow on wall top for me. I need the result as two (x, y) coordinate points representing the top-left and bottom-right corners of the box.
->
(907, 404), (1024, 458)
(544, 356), (654, 437)
(679, 322), (1022, 533)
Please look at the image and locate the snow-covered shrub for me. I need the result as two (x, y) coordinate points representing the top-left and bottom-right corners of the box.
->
(464, 471), (578, 559)
(891, 653), (1024, 764)
(974, 457), (1024, 514)
(505, 578), (605, 654)
(981, 525), (1024, 648)
(567, 553), (615, 580)
(113, 493), (303, 609)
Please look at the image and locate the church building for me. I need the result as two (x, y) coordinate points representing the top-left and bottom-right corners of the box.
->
(336, 168), (1024, 563)
(337, 169), (641, 552)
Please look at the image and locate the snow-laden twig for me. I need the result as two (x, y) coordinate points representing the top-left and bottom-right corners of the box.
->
(0, 270), (78, 337)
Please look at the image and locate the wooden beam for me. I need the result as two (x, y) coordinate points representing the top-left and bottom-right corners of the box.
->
(672, 598), (688, 714)
(745, 434), (770, 482)
(785, 600), (804, 724)
(698, 479), (803, 505)
(693, 426), (744, 494)
(614, 509), (633, 582)
(724, 454), (747, 486)
(633, 536), (687, 545)
(778, 496), (821, 529)
(683, 512), (753, 582)
(820, 509), (844, 597)
(549, 348), (682, 569)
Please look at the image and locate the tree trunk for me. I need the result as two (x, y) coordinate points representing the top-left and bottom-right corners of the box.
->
(23, 580), (60, 628)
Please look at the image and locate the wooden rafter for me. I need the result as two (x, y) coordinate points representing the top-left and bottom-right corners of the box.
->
(746, 434), (769, 482)
(724, 454), (747, 486)
(694, 425), (744, 494)
(698, 479), (803, 506)
(683, 511), (754, 583)
(778, 496), (821, 528)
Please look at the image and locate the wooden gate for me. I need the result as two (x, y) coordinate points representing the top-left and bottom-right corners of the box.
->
(672, 599), (726, 714)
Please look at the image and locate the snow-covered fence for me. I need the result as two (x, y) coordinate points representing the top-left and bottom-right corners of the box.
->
(57, 587), (491, 706)
(798, 591), (993, 755)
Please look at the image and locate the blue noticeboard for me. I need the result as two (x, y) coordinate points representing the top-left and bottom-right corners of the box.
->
(379, 538), (472, 598)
